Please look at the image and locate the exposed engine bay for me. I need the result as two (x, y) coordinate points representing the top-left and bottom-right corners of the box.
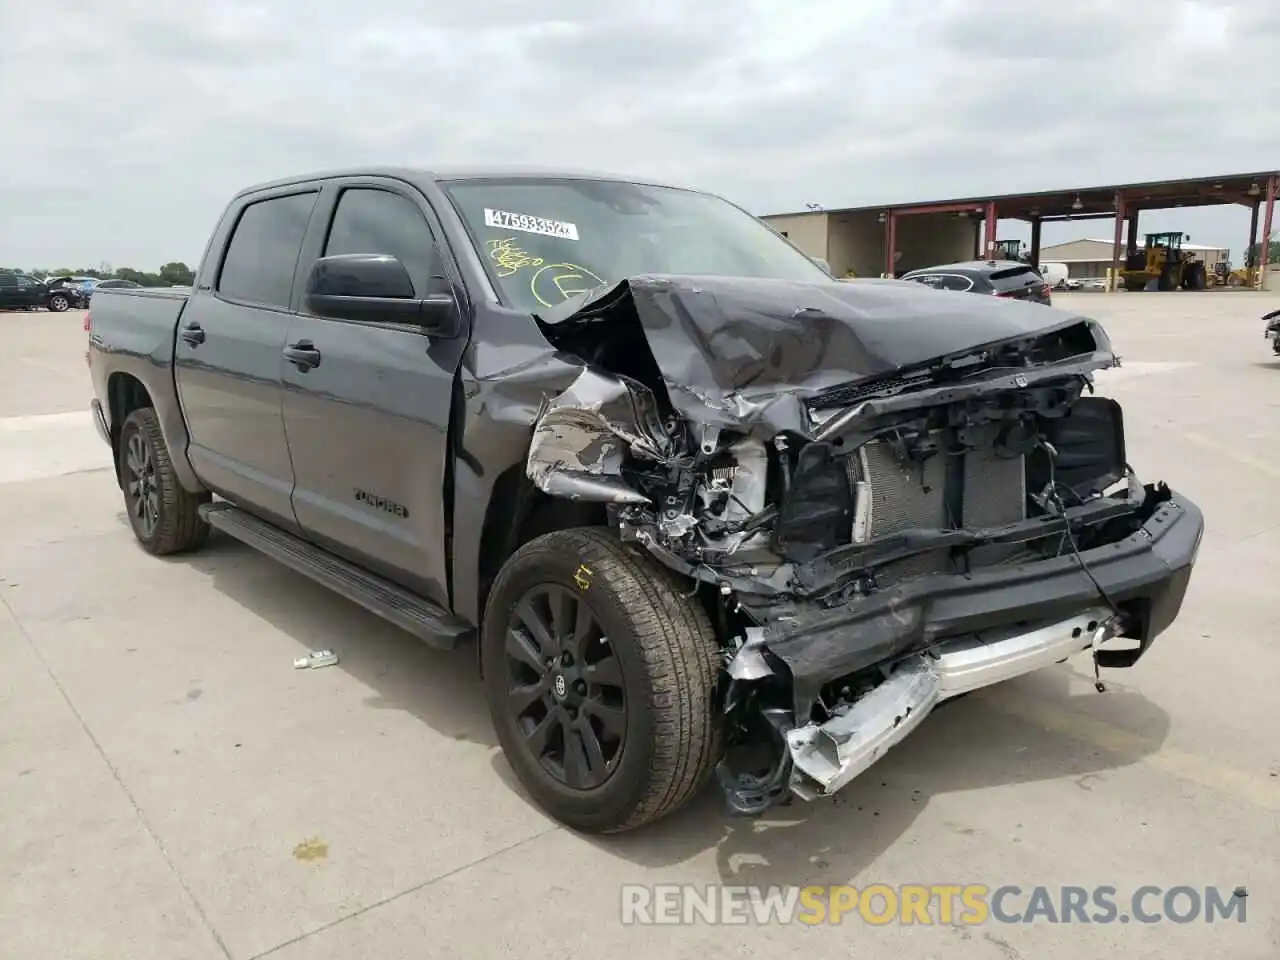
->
(525, 275), (1202, 813)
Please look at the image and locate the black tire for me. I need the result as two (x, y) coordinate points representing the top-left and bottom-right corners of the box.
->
(482, 527), (722, 833)
(48, 294), (69, 312)
(1157, 267), (1177, 291)
(118, 407), (210, 555)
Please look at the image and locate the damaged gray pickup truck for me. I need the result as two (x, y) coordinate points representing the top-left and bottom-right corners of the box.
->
(86, 168), (1203, 833)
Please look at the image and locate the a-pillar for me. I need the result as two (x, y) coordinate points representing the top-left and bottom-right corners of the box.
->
(1109, 191), (1126, 292)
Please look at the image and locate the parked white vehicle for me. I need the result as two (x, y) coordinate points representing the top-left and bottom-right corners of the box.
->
(1038, 261), (1069, 289)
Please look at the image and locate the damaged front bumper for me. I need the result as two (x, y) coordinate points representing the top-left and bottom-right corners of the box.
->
(728, 489), (1203, 810)
(786, 605), (1114, 799)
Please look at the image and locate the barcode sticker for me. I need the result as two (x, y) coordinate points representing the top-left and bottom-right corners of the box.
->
(483, 208), (579, 241)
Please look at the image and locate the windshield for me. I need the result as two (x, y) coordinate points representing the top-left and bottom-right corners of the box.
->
(442, 178), (829, 314)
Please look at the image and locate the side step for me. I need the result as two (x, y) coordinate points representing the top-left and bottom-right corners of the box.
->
(200, 502), (474, 649)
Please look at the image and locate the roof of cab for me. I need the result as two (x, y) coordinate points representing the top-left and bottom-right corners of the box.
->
(235, 165), (688, 199)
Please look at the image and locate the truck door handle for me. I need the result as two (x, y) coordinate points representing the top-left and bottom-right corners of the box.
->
(283, 341), (322, 370)
(180, 323), (206, 346)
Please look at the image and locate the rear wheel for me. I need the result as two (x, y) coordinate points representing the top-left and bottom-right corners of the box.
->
(482, 527), (722, 833)
(118, 407), (210, 555)
(48, 294), (69, 312)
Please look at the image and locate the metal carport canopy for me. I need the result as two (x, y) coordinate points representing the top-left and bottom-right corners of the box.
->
(767, 170), (1278, 287)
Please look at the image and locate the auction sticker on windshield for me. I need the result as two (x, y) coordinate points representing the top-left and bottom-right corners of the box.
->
(483, 209), (579, 241)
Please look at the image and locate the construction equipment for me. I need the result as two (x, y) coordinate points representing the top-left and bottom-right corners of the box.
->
(1118, 232), (1207, 291)
(1209, 260), (1252, 288)
(993, 239), (1030, 262)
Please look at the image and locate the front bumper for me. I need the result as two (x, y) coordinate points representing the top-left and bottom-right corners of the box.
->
(759, 492), (1201, 711)
(743, 489), (1202, 805)
(787, 606), (1113, 799)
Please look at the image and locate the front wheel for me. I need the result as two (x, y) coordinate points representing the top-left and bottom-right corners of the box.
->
(482, 527), (723, 833)
(48, 294), (69, 312)
(117, 407), (210, 555)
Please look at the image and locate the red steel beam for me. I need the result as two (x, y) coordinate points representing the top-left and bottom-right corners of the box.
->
(984, 202), (998, 259)
(1109, 191), (1126, 292)
(1261, 175), (1277, 289)
(1247, 201), (1260, 285)
(886, 202), (987, 217)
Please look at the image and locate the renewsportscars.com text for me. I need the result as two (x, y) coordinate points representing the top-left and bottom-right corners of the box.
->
(620, 884), (1248, 926)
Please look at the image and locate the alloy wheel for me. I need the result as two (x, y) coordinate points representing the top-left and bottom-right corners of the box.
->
(124, 430), (160, 539)
(503, 584), (627, 790)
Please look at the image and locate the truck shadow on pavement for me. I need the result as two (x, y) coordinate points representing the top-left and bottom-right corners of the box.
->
(181, 531), (498, 747)
(596, 668), (1171, 887)
(183, 531), (1171, 887)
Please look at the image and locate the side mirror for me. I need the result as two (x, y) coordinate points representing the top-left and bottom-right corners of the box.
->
(304, 253), (462, 336)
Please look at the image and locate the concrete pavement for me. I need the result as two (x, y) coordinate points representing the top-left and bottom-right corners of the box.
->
(2, 294), (1278, 959)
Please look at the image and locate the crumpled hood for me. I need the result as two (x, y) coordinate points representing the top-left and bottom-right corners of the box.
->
(539, 274), (1113, 434)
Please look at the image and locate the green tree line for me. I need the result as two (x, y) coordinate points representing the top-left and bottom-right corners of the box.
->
(1246, 240), (1280, 267)
(2, 262), (196, 287)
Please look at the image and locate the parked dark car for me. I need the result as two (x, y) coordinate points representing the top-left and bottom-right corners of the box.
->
(43, 276), (93, 309)
(900, 259), (1053, 305)
(0, 272), (74, 311)
(85, 167), (1201, 832)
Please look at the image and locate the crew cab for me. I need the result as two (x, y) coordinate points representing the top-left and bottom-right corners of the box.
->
(86, 167), (1203, 832)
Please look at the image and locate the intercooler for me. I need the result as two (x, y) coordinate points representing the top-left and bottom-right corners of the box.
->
(846, 433), (1027, 583)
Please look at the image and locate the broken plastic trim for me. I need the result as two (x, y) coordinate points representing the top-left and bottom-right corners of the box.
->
(526, 367), (673, 504)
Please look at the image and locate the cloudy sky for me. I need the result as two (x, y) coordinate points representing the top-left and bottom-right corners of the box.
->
(1, 0), (1277, 271)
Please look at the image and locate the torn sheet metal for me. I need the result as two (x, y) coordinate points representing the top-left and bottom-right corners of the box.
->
(526, 367), (673, 503)
(537, 274), (1116, 437)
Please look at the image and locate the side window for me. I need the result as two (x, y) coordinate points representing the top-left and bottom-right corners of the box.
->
(907, 274), (943, 288)
(322, 188), (442, 296)
(940, 275), (973, 292)
(0, 274), (16, 289)
(218, 191), (318, 309)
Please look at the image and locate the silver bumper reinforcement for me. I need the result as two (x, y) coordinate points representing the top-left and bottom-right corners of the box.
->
(787, 607), (1114, 800)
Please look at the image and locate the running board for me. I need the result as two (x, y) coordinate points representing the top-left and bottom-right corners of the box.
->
(200, 502), (474, 649)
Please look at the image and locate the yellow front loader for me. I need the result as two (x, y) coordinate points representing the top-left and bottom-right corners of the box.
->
(1119, 232), (1206, 291)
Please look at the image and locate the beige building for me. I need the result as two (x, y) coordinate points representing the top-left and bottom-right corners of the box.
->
(763, 209), (980, 278)
(1039, 238), (1230, 279)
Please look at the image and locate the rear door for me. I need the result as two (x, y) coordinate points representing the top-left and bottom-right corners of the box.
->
(281, 178), (467, 605)
(174, 188), (320, 531)
(12, 275), (43, 307)
(0, 273), (20, 308)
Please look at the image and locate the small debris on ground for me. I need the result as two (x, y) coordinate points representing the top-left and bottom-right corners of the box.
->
(294, 649), (339, 669)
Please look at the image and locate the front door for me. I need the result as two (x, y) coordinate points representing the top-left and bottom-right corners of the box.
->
(174, 189), (320, 531)
(281, 182), (466, 606)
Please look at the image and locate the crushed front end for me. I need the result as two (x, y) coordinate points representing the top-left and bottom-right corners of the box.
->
(527, 276), (1204, 814)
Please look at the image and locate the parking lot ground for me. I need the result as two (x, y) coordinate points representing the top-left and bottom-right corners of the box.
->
(2, 294), (1279, 959)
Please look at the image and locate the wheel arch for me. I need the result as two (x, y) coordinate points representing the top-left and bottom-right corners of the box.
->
(475, 464), (609, 672)
(106, 372), (154, 485)
(101, 367), (205, 493)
